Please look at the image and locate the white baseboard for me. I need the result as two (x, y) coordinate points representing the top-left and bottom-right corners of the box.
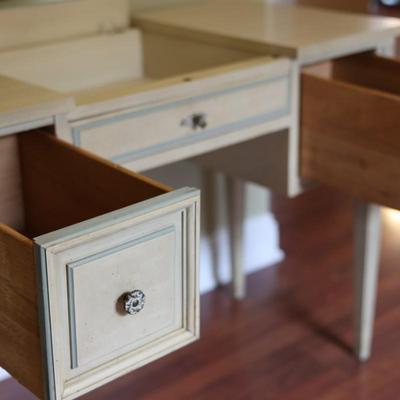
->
(0, 368), (9, 382)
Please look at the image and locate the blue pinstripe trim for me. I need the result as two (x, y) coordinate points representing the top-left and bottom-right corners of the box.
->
(71, 74), (291, 163)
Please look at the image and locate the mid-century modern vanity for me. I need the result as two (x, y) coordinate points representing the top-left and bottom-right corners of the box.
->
(1, 0), (400, 399)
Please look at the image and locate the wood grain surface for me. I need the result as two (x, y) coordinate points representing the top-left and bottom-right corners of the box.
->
(332, 52), (400, 96)
(0, 135), (24, 230)
(0, 225), (43, 399)
(300, 65), (400, 210)
(18, 132), (169, 237)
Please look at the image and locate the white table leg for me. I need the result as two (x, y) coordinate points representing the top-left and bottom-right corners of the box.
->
(202, 169), (222, 287)
(354, 201), (382, 361)
(226, 176), (246, 299)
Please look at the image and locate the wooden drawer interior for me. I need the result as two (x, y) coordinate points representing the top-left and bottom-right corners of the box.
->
(301, 52), (400, 209)
(0, 28), (273, 107)
(0, 132), (169, 238)
(0, 131), (169, 397)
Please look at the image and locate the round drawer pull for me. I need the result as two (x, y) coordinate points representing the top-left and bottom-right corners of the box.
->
(123, 290), (146, 315)
(181, 112), (208, 130)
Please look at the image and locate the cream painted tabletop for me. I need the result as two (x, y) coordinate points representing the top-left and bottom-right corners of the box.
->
(0, 75), (74, 134)
(133, 0), (400, 63)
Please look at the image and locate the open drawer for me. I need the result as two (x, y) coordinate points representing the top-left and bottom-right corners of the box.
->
(0, 132), (200, 400)
(301, 52), (400, 209)
(0, 28), (291, 171)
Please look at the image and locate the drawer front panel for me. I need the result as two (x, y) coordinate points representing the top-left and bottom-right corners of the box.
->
(35, 188), (200, 400)
(71, 74), (290, 164)
(68, 221), (180, 370)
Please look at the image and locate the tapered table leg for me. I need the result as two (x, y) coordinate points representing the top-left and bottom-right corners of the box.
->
(226, 176), (246, 299)
(354, 201), (382, 361)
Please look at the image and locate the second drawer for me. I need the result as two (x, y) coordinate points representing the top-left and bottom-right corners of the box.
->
(69, 59), (290, 169)
(301, 52), (400, 209)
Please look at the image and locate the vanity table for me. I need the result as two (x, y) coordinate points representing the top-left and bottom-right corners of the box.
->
(1, 1), (400, 399)
(132, 0), (400, 363)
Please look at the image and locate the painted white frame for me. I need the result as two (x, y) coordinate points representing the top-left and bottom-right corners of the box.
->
(34, 188), (200, 400)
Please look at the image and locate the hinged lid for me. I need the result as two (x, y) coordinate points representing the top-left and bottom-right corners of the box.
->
(133, 0), (400, 64)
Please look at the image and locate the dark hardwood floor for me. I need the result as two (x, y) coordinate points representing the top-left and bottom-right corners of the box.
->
(2, 186), (400, 400)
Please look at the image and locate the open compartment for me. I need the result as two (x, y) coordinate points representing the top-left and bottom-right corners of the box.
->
(301, 52), (400, 209)
(0, 132), (169, 238)
(0, 28), (276, 106)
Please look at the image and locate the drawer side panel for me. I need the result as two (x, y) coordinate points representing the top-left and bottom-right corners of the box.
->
(301, 72), (400, 209)
(0, 225), (43, 398)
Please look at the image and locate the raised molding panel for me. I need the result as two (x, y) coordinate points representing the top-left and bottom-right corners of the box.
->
(34, 188), (200, 400)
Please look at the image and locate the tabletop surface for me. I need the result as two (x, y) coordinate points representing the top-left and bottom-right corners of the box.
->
(134, 0), (400, 62)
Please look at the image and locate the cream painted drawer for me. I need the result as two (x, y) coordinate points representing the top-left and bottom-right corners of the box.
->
(0, 132), (200, 400)
(301, 52), (400, 209)
(69, 60), (290, 168)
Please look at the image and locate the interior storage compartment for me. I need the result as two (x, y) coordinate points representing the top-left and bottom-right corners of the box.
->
(301, 52), (400, 209)
(0, 132), (168, 238)
(0, 28), (270, 106)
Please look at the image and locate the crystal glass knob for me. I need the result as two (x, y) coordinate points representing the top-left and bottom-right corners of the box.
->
(124, 290), (145, 315)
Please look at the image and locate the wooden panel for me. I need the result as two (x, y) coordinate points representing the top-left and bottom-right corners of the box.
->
(193, 130), (290, 194)
(18, 133), (170, 237)
(0, 225), (42, 398)
(332, 52), (400, 97)
(0, 30), (144, 93)
(300, 72), (400, 209)
(0, 0), (130, 51)
(0, 135), (24, 230)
